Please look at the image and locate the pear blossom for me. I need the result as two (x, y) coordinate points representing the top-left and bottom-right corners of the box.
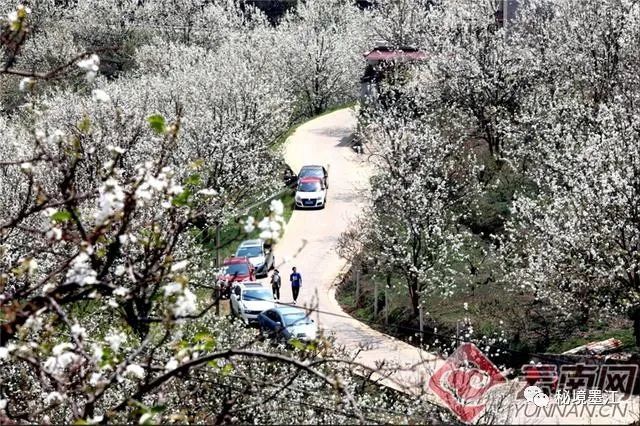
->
(91, 89), (110, 103)
(113, 286), (129, 297)
(243, 216), (256, 233)
(164, 358), (179, 372)
(44, 392), (64, 405)
(170, 260), (189, 272)
(71, 323), (86, 339)
(163, 282), (182, 297)
(173, 288), (197, 317)
(19, 77), (35, 92)
(125, 364), (145, 379)
(104, 332), (126, 352)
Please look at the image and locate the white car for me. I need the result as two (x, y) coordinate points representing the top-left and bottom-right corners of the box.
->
(235, 239), (274, 278)
(295, 176), (327, 209)
(229, 282), (276, 324)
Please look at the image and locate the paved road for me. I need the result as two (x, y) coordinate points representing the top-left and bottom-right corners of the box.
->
(265, 108), (640, 424)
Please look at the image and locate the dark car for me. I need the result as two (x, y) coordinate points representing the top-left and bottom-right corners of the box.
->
(216, 257), (255, 299)
(258, 307), (317, 342)
(298, 165), (328, 189)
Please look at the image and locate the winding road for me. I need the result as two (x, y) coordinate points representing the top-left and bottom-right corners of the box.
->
(267, 108), (640, 425)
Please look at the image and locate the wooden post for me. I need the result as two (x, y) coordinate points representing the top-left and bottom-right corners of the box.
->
(385, 274), (391, 326)
(354, 259), (360, 307)
(384, 286), (389, 326)
(215, 224), (221, 267)
(215, 286), (220, 316)
(419, 304), (424, 345)
(456, 320), (460, 345)
(374, 279), (378, 317)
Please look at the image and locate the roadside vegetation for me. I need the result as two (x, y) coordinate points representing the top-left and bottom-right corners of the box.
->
(339, 0), (640, 364)
(0, 1), (456, 424)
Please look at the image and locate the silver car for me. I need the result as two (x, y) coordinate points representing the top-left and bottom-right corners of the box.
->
(235, 239), (274, 278)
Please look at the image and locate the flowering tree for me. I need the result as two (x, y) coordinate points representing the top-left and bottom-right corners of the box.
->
(0, 3), (452, 424)
(278, 0), (370, 116)
(342, 90), (482, 317)
(348, 0), (640, 351)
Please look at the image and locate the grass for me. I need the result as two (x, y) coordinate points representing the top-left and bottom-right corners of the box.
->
(202, 189), (296, 264)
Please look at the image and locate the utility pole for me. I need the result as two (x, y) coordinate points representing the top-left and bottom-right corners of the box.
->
(374, 279), (378, 317)
(384, 279), (389, 326)
(419, 304), (424, 345)
(215, 224), (221, 267)
(354, 258), (360, 307)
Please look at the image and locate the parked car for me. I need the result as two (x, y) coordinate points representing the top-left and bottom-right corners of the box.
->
(216, 257), (255, 299)
(230, 282), (276, 324)
(257, 306), (317, 342)
(294, 177), (327, 209)
(235, 239), (274, 278)
(298, 165), (328, 189)
(283, 163), (298, 188)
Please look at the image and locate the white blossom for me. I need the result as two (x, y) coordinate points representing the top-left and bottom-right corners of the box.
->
(65, 252), (98, 286)
(113, 286), (129, 297)
(164, 358), (178, 372)
(125, 363), (145, 379)
(104, 332), (126, 352)
(44, 392), (64, 405)
(71, 323), (86, 339)
(91, 89), (110, 103)
(173, 288), (197, 317)
(163, 282), (182, 297)
(170, 260), (189, 272)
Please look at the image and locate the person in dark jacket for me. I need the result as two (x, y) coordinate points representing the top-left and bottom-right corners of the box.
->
(270, 269), (281, 301)
(290, 266), (302, 304)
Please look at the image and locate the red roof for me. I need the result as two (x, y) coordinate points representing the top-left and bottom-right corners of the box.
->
(364, 49), (427, 62)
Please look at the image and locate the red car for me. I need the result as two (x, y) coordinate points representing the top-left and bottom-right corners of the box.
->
(216, 257), (255, 299)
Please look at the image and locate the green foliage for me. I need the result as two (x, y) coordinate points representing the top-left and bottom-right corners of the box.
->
(147, 114), (166, 134)
(51, 210), (72, 223)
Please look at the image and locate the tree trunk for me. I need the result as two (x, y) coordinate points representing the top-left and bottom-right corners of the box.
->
(629, 305), (640, 347)
(407, 277), (420, 318)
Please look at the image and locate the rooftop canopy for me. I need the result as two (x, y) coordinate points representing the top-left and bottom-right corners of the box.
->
(363, 46), (427, 62)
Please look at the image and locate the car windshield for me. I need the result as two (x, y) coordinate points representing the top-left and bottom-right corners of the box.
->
(300, 168), (324, 178)
(225, 263), (249, 275)
(242, 289), (273, 301)
(298, 181), (322, 192)
(236, 246), (262, 257)
(283, 313), (312, 326)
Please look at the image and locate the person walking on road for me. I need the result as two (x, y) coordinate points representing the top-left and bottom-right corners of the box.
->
(270, 269), (281, 301)
(290, 266), (302, 304)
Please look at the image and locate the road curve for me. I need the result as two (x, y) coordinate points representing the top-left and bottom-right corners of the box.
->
(268, 108), (640, 425)
(273, 108), (444, 393)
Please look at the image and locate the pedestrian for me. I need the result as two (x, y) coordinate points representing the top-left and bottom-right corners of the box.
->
(270, 269), (281, 301)
(290, 266), (302, 304)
